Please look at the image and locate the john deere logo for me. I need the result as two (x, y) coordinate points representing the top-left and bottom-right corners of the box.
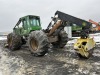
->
(82, 22), (86, 26)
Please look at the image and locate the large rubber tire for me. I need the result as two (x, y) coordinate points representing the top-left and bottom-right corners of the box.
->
(28, 30), (49, 57)
(7, 33), (22, 50)
(52, 30), (68, 48)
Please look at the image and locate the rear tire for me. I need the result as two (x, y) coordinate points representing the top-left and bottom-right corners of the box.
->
(28, 30), (49, 57)
(52, 30), (68, 48)
(7, 33), (22, 50)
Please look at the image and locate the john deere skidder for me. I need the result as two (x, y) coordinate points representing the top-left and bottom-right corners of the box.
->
(6, 11), (95, 58)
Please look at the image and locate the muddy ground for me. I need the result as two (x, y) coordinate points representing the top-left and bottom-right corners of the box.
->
(0, 40), (100, 75)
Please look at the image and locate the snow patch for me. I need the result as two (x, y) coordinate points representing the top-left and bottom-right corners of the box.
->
(0, 37), (7, 40)
(90, 33), (100, 44)
(67, 33), (100, 46)
(67, 39), (77, 46)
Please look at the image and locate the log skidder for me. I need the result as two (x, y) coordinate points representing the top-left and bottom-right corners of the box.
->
(6, 10), (93, 58)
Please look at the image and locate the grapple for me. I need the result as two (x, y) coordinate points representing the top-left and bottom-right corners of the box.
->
(74, 37), (95, 58)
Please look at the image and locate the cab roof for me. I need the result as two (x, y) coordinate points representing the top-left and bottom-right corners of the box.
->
(20, 15), (40, 20)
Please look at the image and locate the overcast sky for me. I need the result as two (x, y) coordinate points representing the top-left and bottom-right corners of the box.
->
(0, 0), (100, 32)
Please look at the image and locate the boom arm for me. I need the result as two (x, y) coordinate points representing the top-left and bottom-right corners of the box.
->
(47, 11), (91, 36)
(55, 11), (91, 27)
(48, 20), (62, 36)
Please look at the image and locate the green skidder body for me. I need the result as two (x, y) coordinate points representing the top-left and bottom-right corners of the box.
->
(7, 15), (49, 57)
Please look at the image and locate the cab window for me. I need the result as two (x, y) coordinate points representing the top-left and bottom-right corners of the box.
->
(23, 19), (27, 29)
(30, 16), (40, 26)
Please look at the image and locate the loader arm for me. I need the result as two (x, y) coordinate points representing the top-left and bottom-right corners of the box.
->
(46, 11), (91, 37)
(48, 20), (62, 36)
(55, 11), (91, 27)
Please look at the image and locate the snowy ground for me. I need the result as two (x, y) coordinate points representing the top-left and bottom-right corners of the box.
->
(0, 36), (7, 40)
(0, 33), (100, 75)
(0, 40), (100, 75)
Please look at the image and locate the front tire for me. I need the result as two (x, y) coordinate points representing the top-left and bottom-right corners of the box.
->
(28, 30), (49, 56)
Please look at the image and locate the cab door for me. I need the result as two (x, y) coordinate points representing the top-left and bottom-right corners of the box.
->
(13, 20), (22, 35)
(21, 18), (29, 35)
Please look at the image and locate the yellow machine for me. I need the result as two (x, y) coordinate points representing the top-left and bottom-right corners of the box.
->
(74, 37), (95, 58)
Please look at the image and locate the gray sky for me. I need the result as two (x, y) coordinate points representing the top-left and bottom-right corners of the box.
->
(0, 0), (100, 32)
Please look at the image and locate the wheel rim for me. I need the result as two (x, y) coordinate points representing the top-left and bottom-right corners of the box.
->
(30, 38), (39, 52)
